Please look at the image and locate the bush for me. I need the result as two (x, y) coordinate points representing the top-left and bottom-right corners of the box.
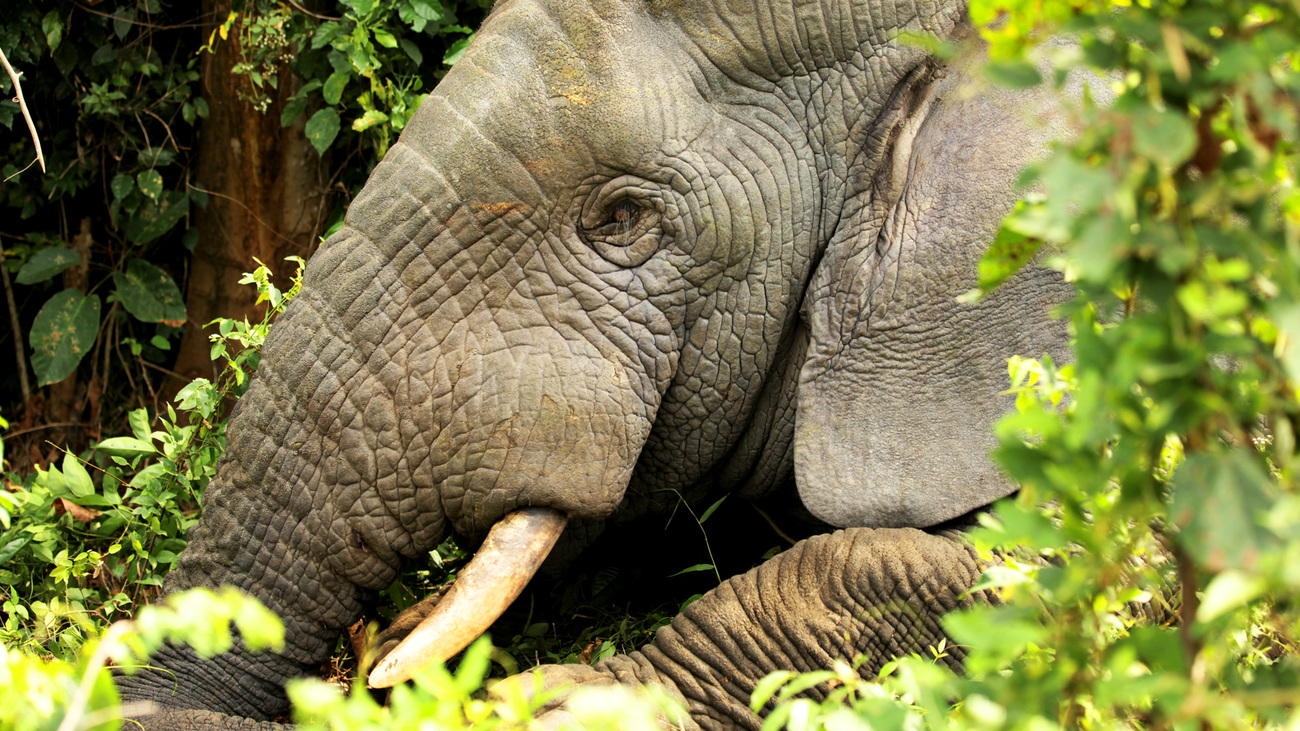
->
(0, 259), (302, 659)
(759, 0), (1300, 728)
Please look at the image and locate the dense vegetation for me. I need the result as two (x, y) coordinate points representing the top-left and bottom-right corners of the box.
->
(4, 0), (1300, 728)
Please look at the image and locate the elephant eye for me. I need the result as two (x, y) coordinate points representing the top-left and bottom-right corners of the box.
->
(577, 183), (667, 268)
(596, 200), (643, 236)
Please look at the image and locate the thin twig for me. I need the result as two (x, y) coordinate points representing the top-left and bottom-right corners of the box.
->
(0, 46), (46, 174)
(3, 422), (92, 439)
(751, 503), (797, 545)
(186, 182), (300, 247)
(72, 3), (218, 31)
(0, 263), (32, 404)
(140, 107), (182, 154)
(4, 158), (40, 183)
(286, 0), (341, 21)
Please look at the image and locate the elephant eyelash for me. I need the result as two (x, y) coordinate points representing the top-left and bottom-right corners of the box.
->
(577, 186), (665, 266)
(593, 200), (643, 236)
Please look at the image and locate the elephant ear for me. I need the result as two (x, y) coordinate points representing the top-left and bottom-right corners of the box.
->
(793, 60), (1074, 529)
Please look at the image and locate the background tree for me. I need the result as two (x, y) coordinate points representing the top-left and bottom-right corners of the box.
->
(0, 0), (491, 465)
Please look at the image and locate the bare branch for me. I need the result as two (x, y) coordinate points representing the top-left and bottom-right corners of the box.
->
(0, 46), (46, 175)
(0, 262), (32, 405)
(286, 0), (342, 21)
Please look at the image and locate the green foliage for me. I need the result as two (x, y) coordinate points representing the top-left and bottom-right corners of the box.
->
(0, 260), (302, 659)
(216, 0), (492, 159)
(290, 636), (681, 731)
(761, 0), (1300, 728)
(1, 0), (490, 415)
(2, 0), (202, 389)
(4, 587), (282, 731)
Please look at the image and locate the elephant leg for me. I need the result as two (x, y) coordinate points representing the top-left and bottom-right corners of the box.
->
(501, 527), (992, 731)
(123, 708), (290, 731)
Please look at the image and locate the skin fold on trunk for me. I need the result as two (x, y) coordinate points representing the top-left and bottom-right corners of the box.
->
(368, 507), (568, 688)
(492, 527), (994, 731)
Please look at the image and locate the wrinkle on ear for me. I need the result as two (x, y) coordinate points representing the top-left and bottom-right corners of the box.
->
(798, 59), (944, 338)
(793, 58), (1074, 529)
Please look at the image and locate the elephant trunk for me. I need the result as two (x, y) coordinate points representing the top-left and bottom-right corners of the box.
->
(114, 264), (414, 720)
(499, 528), (993, 729)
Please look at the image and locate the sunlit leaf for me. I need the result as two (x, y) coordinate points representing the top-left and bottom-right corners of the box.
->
(62, 452), (94, 498)
(1170, 451), (1279, 573)
(668, 563), (714, 577)
(94, 437), (158, 458)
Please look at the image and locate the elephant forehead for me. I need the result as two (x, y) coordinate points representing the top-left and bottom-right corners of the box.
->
(394, 0), (703, 190)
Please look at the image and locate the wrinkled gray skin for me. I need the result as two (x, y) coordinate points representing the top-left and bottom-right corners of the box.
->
(116, 0), (1072, 728)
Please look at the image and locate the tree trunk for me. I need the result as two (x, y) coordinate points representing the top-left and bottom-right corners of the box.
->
(172, 0), (329, 388)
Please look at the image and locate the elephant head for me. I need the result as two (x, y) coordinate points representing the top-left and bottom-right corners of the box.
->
(116, 0), (1072, 724)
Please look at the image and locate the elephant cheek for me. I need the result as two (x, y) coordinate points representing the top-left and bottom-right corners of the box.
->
(433, 346), (655, 535)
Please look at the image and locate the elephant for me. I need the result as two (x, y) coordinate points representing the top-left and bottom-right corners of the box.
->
(115, 0), (1077, 727)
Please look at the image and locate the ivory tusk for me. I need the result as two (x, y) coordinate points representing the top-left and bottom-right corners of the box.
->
(367, 507), (567, 688)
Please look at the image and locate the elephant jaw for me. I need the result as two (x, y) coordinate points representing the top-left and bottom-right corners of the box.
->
(367, 507), (567, 688)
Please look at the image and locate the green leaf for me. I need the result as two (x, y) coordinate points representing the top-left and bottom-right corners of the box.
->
(669, 563), (714, 577)
(1197, 570), (1267, 623)
(373, 29), (398, 48)
(407, 0), (444, 21)
(1131, 106), (1196, 167)
(113, 5), (134, 40)
(750, 671), (794, 712)
(138, 147), (176, 168)
(0, 534), (31, 564)
(698, 496), (727, 524)
(943, 605), (1045, 675)
(305, 108), (340, 157)
(323, 71), (349, 105)
(443, 35), (473, 67)
(113, 259), (187, 325)
(351, 109), (389, 132)
(129, 408), (151, 442)
(1170, 451), (1279, 573)
(42, 11), (63, 51)
(125, 191), (189, 245)
(983, 60), (1042, 88)
(94, 437), (158, 458)
(963, 217), (1043, 301)
(342, 0), (378, 15)
(29, 289), (100, 386)
(777, 672), (838, 705)
(965, 565), (1035, 595)
(16, 247), (80, 285)
(111, 173), (134, 201)
(281, 96), (308, 128)
(1273, 302), (1300, 385)
(62, 452), (94, 498)
(137, 169), (163, 202)
(312, 21), (342, 50)
(399, 39), (423, 65)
